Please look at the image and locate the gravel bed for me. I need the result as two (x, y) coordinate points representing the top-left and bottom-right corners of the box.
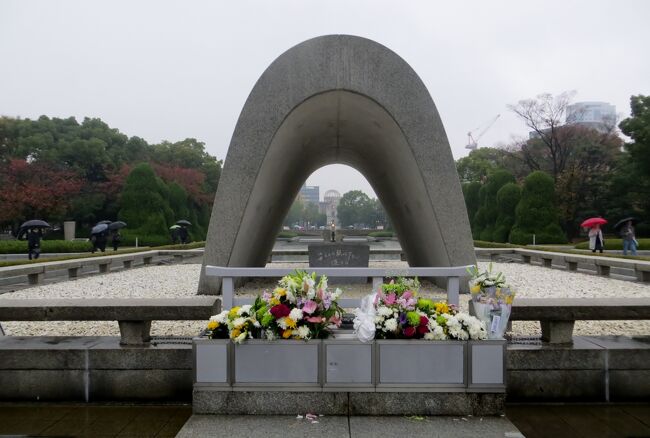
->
(1, 261), (649, 338)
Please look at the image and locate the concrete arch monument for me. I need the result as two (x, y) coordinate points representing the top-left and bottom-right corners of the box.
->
(198, 35), (475, 294)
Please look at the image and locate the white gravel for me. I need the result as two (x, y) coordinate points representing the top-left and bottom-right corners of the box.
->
(1, 261), (649, 338)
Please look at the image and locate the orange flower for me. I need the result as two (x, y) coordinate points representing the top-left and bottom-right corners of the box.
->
(282, 329), (293, 339)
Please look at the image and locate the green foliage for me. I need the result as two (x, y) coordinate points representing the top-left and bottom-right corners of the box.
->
(462, 182), (481, 231)
(118, 163), (173, 237)
(575, 238), (650, 251)
(473, 240), (521, 248)
(493, 183), (521, 243)
(0, 240), (92, 254)
(337, 190), (373, 227)
(473, 170), (515, 241)
(510, 171), (567, 244)
(277, 231), (298, 238)
(368, 231), (394, 238)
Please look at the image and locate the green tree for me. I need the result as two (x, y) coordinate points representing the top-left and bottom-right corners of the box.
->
(473, 170), (515, 241)
(494, 183), (521, 243)
(462, 182), (481, 232)
(118, 163), (173, 237)
(337, 190), (373, 227)
(510, 171), (566, 244)
(284, 198), (304, 227)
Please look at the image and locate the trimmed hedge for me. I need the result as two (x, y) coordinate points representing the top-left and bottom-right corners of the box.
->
(574, 238), (650, 251)
(0, 241), (205, 267)
(473, 240), (521, 248)
(368, 231), (394, 238)
(277, 231), (299, 239)
(0, 240), (93, 254)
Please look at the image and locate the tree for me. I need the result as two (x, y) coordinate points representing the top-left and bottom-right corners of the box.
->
(337, 190), (373, 227)
(0, 159), (83, 229)
(284, 198), (304, 227)
(462, 182), (481, 233)
(510, 171), (566, 244)
(473, 170), (515, 241)
(456, 147), (521, 183)
(508, 92), (579, 181)
(494, 183), (521, 243)
(118, 163), (173, 237)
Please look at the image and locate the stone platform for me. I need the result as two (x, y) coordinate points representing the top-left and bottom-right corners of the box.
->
(176, 414), (523, 438)
(193, 389), (505, 416)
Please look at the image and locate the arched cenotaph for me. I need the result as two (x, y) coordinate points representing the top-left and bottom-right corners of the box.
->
(198, 35), (475, 294)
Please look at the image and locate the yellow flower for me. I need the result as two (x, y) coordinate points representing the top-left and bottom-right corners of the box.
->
(282, 329), (293, 339)
(275, 288), (287, 297)
(228, 307), (241, 319)
(496, 288), (502, 298)
(434, 302), (450, 314)
(285, 318), (297, 329)
(505, 295), (514, 305)
(207, 321), (219, 330)
(230, 328), (241, 339)
(470, 285), (481, 294)
(270, 297), (280, 306)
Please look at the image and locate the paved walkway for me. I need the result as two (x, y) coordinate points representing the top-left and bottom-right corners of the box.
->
(175, 415), (523, 437)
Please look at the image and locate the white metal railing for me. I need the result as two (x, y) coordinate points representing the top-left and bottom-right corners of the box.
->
(205, 265), (472, 308)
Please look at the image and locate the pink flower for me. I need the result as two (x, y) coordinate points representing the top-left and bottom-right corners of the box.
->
(302, 300), (318, 315)
(384, 293), (396, 305)
(329, 315), (342, 327)
(402, 291), (412, 300)
(306, 316), (324, 323)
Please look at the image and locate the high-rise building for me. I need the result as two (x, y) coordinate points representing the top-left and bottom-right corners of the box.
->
(299, 184), (320, 205)
(566, 102), (616, 132)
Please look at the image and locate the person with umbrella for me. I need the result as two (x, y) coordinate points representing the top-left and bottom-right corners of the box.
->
(616, 218), (638, 256)
(108, 221), (127, 251)
(170, 225), (181, 244)
(18, 220), (50, 260)
(90, 223), (109, 253)
(581, 217), (607, 254)
(176, 220), (191, 244)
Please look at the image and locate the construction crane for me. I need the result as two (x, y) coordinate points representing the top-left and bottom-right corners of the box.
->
(465, 114), (500, 150)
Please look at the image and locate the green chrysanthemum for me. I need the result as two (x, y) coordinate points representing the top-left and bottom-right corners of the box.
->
(436, 315), (447, 326)
(261, 313), (274, 327)
(417, 298), (434, 313)
(406, 311), (421, 326)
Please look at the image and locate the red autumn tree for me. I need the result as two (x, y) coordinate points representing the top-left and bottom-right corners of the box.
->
(0, 159), (83, 225)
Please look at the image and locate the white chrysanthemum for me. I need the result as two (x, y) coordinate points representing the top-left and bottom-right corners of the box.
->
(384, 318), (398, 332)
(212, 311), (229, 324)
(296, 325), (311, 339)
(252, 320), (261, 328)
(277, 317), (288, 330)
(238, 305), (252, 316)
(231, 317), (247, 328)
(265, 329), (276, 340)
(432, 326), (447, 340)
(289, 308), (303, 321)
(377, 306), (392, 317)
(374, 315), (385, 324)
(424, 332), (435, 340)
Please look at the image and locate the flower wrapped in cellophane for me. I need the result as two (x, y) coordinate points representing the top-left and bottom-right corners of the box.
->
(467, 263), (516, 339)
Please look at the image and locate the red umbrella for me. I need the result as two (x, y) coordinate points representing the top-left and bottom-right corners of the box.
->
(580, 217), (607, 228)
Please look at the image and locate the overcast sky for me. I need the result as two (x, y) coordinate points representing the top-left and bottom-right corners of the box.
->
(2, 0), (649, 200)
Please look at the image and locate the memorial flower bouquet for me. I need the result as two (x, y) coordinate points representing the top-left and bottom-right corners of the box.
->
(364, 278), (487, 341)
(255, 270), (344, 340)
(205, 299), (264, 343)
(467, 264), (516, 339)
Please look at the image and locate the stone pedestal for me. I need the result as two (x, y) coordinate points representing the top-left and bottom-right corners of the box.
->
(63, 221), (76, 241)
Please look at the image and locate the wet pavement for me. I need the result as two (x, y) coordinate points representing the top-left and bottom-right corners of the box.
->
(0, 403), (648, 437)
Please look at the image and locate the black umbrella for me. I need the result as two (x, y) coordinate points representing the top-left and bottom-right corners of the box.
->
(613, 217), (639, 230)
(97, 220), (112, 225)
(20, 219), (51, 229)
(108, 221), (127, 230)
(91, 223), (109, 234)
(176, 220), (191, 226)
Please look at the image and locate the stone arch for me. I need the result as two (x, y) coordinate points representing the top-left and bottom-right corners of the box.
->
(198, 35), (475, 294)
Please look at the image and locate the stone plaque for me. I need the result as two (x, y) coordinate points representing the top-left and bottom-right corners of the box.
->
(308, 243), (370, 283)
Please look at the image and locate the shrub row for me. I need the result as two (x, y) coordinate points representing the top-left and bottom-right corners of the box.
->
(368, 231), (394, 238)
(0, 240), (93, 254)
(574, 238), (649, 251)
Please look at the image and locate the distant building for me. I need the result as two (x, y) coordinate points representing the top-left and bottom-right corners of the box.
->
(320, 189), (341, 226)
(529, 101), (616, 139)
(299, 184), (320, 205)
(566, 101), (616, 133)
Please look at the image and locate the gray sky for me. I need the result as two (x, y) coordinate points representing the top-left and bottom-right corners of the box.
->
(2, 0), (649, 200)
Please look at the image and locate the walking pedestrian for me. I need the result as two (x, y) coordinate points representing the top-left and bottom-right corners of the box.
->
(178, 226), (189, 244)
(621, 220), (638, 256)
(588, 224), (604, 254)
(27, 228), (42, 260)
(111, 230), (121, 251)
